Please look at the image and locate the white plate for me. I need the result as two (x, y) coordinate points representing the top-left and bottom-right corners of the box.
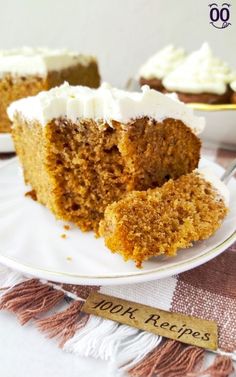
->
(0, 157), (235, 285)
(0, 133), (15, 153)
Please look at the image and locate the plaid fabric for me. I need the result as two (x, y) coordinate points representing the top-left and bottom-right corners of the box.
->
(99, 242), (236, 355)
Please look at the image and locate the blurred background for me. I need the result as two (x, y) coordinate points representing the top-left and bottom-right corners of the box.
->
(0, 0), (235, 87)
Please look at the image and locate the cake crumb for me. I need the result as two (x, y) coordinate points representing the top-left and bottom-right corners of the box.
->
(61, 233), (67, 239)
(64, 225), (71, 231)
(25, 190), (37, 201)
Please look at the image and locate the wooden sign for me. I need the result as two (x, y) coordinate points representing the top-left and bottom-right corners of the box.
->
(82, 292), (218, 350)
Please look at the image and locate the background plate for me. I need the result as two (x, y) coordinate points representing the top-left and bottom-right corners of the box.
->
(0, 133), (15, 153)
(0, 157), (235, 285)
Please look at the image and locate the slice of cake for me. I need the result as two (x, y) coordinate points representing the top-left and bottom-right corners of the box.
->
(0, 47), (100, 132)
(163, 43), (232, 104)
(99, 169), (229, 267)
(138, 45), (186, 92)
(8, 83), (204, 233)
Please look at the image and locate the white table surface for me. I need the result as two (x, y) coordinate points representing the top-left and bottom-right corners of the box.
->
(0, 310), (109, 377)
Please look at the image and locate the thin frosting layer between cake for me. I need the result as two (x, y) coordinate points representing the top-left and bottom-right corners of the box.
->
(0, 47), (96, 77)
(7, 82), (205, 134)
(163, 43), (232, 95)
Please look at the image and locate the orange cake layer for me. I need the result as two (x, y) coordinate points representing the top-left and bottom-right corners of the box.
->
(99, 171), (228, 267)
(12, 116), (201, 232)
(8, 84), (204, 233)
(0, 75), (45, 133)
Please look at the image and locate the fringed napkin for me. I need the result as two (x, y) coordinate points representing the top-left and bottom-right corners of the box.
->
(0, 241), (235, 377)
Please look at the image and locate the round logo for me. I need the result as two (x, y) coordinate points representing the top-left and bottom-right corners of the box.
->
(209, 3), (231, 29)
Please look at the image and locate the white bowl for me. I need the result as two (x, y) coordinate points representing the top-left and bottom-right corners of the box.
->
(188, 104), (236, 148)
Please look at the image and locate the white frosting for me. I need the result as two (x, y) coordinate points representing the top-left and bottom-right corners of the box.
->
(163, 43), (232, 95)
(198, 168), (229, 206)
(0, 47), (96, 77)
(7, 82), (205, 134)
(138, 45), (186, 80)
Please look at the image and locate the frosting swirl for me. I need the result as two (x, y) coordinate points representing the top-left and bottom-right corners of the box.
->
(138, 45), (186, 80)
(163, 43), (232, 95)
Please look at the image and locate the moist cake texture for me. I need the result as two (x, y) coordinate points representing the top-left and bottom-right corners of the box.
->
(8, 83), (204, 232)
(99, 170), (229, 267)
(0, 47), (100, 132)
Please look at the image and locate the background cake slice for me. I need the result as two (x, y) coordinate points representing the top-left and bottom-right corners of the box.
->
(99, 169), (229, 267)
(8, 83), (204, 233)
(162, 43), (232, 104)
(0, 47), (100, 132)
(138, 45), (186, 92)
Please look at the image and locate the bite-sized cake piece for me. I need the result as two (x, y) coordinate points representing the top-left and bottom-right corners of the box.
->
(0, 47), (100, 132)
(8, 83), (204, 232)
(163, 43), (232, 104)
(230, 80), (236, 104)
(99, 169), (229, 267)
(138, 45), (186, 91)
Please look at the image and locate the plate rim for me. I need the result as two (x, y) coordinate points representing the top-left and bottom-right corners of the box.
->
(0, 157), (235, 285)
(0, 231), (235, 286)
(187, 103), (236, 111)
